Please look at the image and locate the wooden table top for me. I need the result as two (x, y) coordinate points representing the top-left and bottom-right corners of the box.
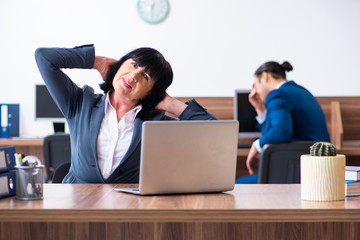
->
(0, 137), (44, 147)
(1, 184), (360, 223)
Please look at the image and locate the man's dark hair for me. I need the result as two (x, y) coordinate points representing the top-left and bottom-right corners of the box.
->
(254, 61), (293, 80)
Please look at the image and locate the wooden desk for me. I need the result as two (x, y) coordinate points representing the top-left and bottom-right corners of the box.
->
(0, 138), (44, 162)
(1, 184), (360, 240)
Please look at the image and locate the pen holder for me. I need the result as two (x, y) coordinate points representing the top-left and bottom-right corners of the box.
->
(15, 160), (44, 200)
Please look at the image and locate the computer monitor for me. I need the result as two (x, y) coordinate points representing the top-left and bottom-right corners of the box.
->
(234, 89), (262, 138)
(35, 84), (65, 132)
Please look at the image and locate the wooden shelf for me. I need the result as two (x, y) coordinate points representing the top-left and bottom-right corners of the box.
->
(0, 138), (44, 163)
(0, 138), (43, 147)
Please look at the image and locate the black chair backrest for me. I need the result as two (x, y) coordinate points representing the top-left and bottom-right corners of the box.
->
(52, 162), (71, 183)
(43, 133), (71, 182)
(257, 141), (315, 184)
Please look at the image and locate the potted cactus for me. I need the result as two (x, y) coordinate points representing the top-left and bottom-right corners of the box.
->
(301, 142), (345, 201)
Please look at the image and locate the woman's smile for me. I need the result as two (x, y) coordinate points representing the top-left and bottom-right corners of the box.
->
(121, 77), (132, 89)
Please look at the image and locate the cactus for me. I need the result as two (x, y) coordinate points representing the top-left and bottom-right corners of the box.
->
(310, 142), (337, 156)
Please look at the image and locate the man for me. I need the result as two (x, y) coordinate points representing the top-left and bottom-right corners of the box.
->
(237, 61), (329, 183)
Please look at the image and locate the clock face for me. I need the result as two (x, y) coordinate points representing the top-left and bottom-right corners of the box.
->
(137, 0), (169, 24)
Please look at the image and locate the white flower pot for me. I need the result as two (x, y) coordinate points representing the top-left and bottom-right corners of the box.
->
(301, 154), (345, 201)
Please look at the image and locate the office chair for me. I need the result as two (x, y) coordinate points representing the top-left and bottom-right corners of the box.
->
(257, 141), (315, 184)
(52, 162), (71, 183)
(43, 133), (71, 182)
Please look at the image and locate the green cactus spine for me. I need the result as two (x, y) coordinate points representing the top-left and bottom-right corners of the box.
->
(310, 142), (337, 156)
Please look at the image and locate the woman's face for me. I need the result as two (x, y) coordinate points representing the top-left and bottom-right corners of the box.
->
(112, 59), (155, 103)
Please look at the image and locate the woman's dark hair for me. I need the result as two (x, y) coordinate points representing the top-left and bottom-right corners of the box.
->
(254, 61), (293, 80)
(100, 47), (173, 114)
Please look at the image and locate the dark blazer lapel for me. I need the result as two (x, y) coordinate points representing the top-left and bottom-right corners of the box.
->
(119, 117), (143, 165)
(89, 95), (106, 162)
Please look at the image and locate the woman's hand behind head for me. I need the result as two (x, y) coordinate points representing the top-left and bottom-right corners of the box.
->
(93, 56), (118, 81)
(155, 93), (186, 117)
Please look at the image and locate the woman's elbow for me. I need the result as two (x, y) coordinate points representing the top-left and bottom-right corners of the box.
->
(34, 47), (46, 60)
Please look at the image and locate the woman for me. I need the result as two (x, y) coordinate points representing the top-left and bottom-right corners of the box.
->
(35, 44), (217, 183)
(236, 61), (329, 184)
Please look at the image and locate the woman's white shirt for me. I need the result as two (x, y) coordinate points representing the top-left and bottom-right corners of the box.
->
(97, 93), (142, 179)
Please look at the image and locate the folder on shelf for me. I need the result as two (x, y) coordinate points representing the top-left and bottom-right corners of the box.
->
(0, 170), (16, 199)
(0, 104), (19, 138)
(0, 146), (16, 173)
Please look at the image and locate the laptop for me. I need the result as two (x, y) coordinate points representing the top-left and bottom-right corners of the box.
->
(114, 120), (239, 195)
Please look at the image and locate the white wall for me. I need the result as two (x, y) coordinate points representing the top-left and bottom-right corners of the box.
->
(0, 0), (359, 137)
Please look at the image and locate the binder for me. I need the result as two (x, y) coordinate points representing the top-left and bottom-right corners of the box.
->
(0, 146), (16, 173)
(0, 170), (16, 199)
(0, 104), (19, 138)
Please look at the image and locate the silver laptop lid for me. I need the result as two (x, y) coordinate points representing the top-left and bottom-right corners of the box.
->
(139, 120), (239, 195)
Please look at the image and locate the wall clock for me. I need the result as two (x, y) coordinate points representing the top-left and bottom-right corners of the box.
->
(137, 0), (169, 24)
